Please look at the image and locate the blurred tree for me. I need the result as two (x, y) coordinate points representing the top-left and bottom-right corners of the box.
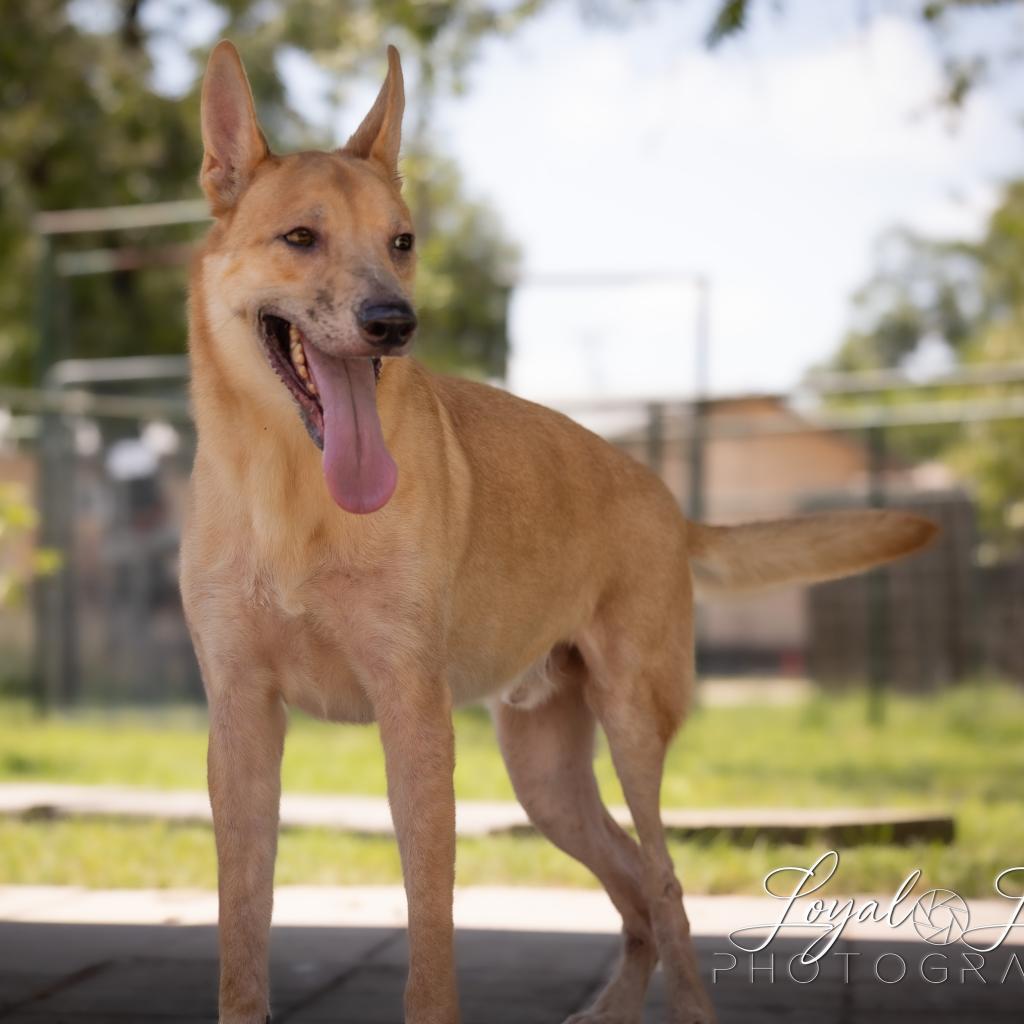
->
(406, 152), (519, 379)
(832, 181), (1024, 372)
(0, 0), (542, 386)
(0, 0), (202, 384)
(821, 180), (1024, 549)
(831, 229), (979, 373)
(705, 0), (1024, 109)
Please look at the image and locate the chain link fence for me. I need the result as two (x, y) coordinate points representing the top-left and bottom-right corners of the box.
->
(1, 375), (1021, 708)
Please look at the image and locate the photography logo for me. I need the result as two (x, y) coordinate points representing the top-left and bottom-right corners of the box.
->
(913, 889), (971, 945)
(713, 852), (1024, 987)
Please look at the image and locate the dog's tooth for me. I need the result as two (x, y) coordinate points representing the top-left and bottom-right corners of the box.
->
(292, 343), (306, 366)
(289, 323), (300, 344)
(307, 374), (318, 396)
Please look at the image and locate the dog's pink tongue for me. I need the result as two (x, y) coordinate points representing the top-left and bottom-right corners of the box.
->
(304, 351), (397, 514)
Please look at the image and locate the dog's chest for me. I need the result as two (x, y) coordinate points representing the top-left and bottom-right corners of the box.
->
(276, 638), (375, 724)
(252, 559), (432, 723)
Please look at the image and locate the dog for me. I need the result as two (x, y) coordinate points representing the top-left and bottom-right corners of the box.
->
(181, 40), (936, 1024)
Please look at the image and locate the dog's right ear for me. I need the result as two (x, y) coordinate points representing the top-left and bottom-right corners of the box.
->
(199, 41), (269, 214)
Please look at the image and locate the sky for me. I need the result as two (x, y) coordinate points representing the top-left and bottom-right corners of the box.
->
(432, 2), (1024, 402)
(142, 0), (1024, 404)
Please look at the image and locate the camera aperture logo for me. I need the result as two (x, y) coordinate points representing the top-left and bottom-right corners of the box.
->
(913, 889), (971, 945)
(713, 851), (1024, 986)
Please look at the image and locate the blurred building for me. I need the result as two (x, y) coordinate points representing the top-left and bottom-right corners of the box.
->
(612, 395), (979, 689)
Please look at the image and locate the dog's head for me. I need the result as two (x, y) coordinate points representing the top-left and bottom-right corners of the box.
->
(197, 41), (414, 514)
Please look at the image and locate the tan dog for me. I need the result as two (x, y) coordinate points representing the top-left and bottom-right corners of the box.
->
(181, 40), (936, 1024)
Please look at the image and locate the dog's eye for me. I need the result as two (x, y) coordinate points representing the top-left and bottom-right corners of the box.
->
(283, 228), (316, 248)
(392, 233), (414, 252)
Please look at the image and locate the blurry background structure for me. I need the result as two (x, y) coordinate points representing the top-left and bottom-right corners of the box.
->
(1, 0), (1023, 715)
(8, 359), (1023, 711)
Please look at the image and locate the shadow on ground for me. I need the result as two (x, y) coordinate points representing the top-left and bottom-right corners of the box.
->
(0, 922), (1017, 1022)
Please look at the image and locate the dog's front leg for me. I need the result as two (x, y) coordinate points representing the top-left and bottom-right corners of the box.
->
(374, 678), (460, 1024)
(207, 682), (286, 1024)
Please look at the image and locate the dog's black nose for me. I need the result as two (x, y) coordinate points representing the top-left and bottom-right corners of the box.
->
(357, 300), (417, 349)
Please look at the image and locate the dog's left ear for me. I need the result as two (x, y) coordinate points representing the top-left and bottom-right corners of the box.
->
(200, 40), (270, 214)
(343, 46), (404, 177)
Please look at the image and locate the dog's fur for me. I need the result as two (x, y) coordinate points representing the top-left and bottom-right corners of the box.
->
(181, 41), (937, 1024)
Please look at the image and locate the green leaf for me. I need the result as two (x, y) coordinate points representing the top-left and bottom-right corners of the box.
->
(705, 0), (751, 47)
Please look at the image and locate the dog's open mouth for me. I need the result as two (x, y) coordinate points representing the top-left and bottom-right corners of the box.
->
(258, 313), (396, 515)
(259, 314), (383, 446)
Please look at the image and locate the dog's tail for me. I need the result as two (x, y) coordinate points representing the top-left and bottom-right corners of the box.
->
(688, 510), (937, 595)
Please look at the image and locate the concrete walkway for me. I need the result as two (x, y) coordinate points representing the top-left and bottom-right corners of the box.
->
(0, 886), (1020, 1022)
(0, 783), (953, 844)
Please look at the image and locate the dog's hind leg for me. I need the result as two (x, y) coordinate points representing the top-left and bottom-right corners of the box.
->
(583, 635), (717, 1024)
(493, 679), (658, 1024)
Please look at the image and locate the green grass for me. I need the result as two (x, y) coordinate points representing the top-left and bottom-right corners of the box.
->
(1, 684), (1022, 896)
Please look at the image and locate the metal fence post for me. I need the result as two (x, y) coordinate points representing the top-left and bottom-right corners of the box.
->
(31, 238), (57, 713)
(687, 276), (711, 523)
(687, 399), (706, 522)
(867, 424), (890, 725)
(646, 402), (664, 479)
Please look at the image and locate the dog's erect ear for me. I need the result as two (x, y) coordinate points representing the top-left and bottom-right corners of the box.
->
(343, 46), (404, 177)
(200, 40), (269, 214)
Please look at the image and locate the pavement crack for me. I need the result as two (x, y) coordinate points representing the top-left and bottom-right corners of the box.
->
(0, 959), (114, 1020)
(274, 930), (404, 1023)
